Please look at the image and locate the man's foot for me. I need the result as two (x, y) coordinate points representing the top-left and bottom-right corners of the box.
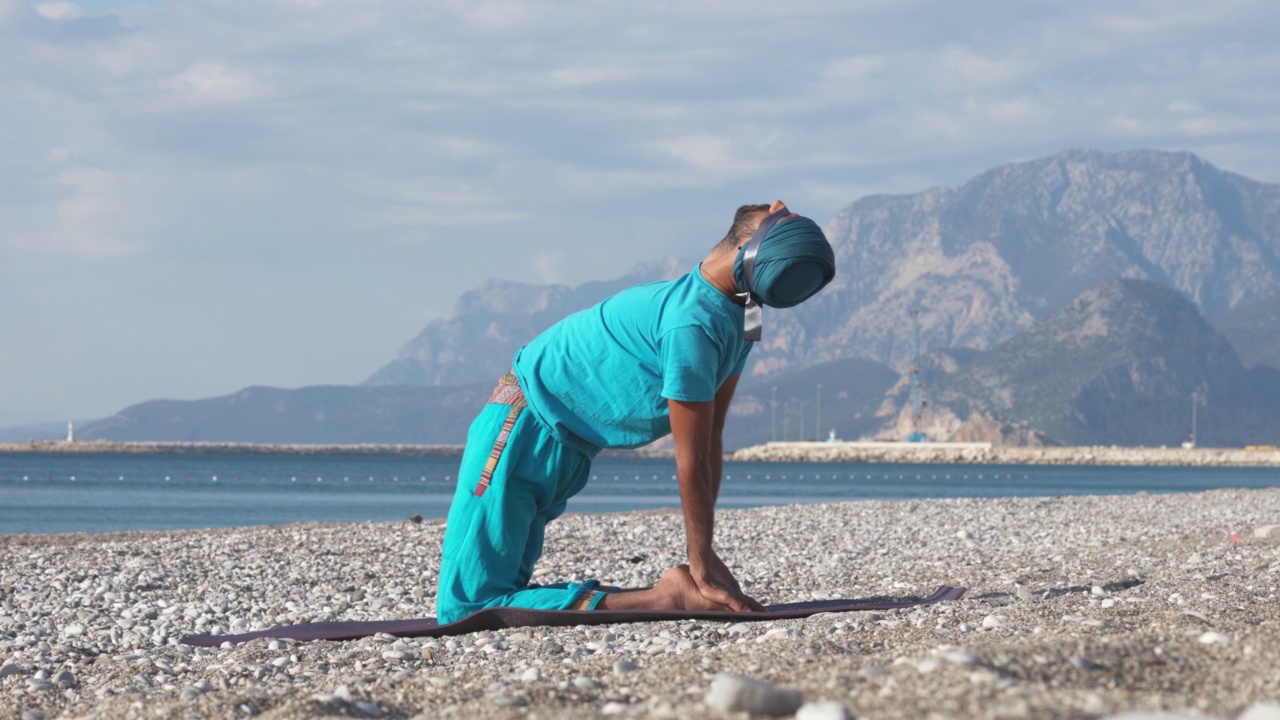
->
(594, 565), (737, 611)
(654, 565), (733, 612)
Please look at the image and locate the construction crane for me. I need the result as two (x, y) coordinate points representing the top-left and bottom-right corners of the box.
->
(908, 308), (927, 442)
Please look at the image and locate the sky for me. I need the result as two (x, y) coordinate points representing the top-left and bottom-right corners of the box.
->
(3, 0), (1280, 426)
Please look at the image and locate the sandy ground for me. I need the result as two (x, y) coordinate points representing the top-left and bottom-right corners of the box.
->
(3, 488), (1280, 719)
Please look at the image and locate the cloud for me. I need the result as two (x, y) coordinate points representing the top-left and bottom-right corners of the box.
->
(33, 2), (83, 21)
(653, 135), (735, 170)
(164, 62), (273, 105)
(11, 166), (143, 259)
(532, 250), (569, 284)
(547, 65), (637, 87)
(5, 0), (1280, 421)
(822, 55), (886, 82)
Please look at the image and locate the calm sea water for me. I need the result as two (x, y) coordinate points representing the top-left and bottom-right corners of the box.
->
(0, 452), (1276, 535)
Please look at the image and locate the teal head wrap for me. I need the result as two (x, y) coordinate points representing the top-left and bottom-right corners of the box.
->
(733, 208), (836, 340)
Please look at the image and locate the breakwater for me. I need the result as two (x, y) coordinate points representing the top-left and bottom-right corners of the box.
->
(731, 440), (1280, 467)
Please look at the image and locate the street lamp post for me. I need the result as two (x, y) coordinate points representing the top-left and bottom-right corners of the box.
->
(771, 386), (777, 442)
(816, 384), (822, 441)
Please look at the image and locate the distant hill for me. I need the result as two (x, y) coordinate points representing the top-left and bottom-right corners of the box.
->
(365, 258), (688, 387)
(78, 385), (490, 444)
(1213, 289), (1280, 370)
(920, 278), (1280, 446)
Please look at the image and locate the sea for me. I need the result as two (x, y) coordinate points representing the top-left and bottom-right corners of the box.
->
(0, 452), (1277, 535)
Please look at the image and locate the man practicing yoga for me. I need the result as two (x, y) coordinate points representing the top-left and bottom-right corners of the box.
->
(435, 200), (836, 623)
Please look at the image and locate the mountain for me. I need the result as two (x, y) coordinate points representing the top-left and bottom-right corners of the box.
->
(915, 278), (1280, 446)
(365, 258), (688, 387)
(1213, 288), (1280, 370)
(748, 148), (1280, 380)
(77, 384), (490, 444)
(73, 148), (1280, 447)
(367, 150), (1280, 388)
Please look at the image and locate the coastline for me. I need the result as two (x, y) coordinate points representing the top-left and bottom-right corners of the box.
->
(0, 440), (671, 459)
(3, 490), (1280, 719)
(0, 440), (466, 457)
(731, 440), (1280, 467)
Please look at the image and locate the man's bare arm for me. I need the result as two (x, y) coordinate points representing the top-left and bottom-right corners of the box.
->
(669, 393), (764, 612)
(708, 374), (740, 503)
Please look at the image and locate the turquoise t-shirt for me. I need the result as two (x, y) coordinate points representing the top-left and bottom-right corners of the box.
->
(512, 265), (753, 454)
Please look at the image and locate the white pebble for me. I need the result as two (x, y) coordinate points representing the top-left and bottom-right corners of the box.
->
(916, 658), (942, 673)
(940, 650), (982, 666)
(796, 700), (854, 720)
(982, 614), (1005, 629)
(1238, 703), (1280, 720)
(1198, 631), (1232, 644)
(705, 673), (803, 716)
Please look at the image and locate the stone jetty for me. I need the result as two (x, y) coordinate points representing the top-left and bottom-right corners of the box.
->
(732, 441), (1280, 467)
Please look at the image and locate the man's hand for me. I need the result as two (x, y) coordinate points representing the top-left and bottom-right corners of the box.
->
(689, 549), (766, 612)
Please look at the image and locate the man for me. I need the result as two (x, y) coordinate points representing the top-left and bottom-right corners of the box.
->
(435, 200), (836, 623)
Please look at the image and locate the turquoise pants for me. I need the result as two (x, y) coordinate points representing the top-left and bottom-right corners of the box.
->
(436, 401), (607, 624)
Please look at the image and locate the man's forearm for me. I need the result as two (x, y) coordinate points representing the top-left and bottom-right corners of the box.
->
(709, 435), (724, 503)
(677, 453), (717, 564)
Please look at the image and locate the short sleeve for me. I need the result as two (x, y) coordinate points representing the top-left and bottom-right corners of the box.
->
(730, 342), (751, 376)
(658, 326), (721, 402)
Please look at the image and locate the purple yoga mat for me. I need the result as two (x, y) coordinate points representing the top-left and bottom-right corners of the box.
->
(181, 585), (966, 647)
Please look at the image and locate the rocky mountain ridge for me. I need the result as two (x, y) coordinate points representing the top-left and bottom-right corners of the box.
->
(369, 149), (1280, 387)
(69, 149), (1280, 447)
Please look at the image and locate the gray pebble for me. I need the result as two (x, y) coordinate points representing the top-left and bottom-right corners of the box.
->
(573, 675), (604, 690)
(613, 659), (640, 674)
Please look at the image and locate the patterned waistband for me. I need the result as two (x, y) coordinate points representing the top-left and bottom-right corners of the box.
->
(489, 371), (528, 409)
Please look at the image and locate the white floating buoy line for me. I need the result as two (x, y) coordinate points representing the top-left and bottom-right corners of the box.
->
(0, 468), (1041, 485)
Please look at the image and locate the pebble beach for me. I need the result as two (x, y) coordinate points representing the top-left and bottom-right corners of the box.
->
(3, 489), (1280, 720)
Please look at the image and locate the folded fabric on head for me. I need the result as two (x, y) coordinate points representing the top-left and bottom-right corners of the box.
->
(734, 215), (836, 309)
